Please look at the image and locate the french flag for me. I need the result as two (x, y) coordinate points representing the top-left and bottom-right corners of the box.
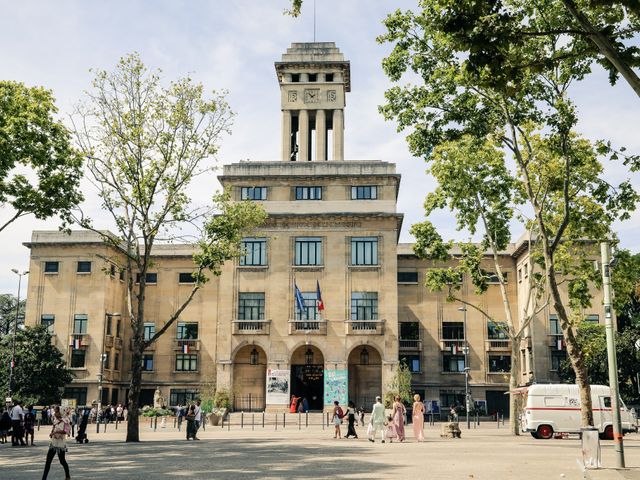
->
(316, 280), (324, 312)
(182, 343), (190, 354)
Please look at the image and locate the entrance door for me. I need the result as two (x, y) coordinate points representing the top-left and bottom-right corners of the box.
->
(291, 364), (324, 410)
(486, 390), (510, 418)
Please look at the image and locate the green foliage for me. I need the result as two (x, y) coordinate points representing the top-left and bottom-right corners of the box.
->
(385, 361), (413, 407)
(0, 294), (25, 336)
(0, 325), (73, 405)
(213, 388), (232, 409)
(0, 81), (83, 232)
(141, 407), (173, 417)
(611, 249), (640, 319)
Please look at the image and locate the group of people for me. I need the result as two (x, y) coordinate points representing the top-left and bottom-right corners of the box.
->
(89, 403), (128, 424)
(288, 394), (310, 413)
(0, 400), (36, 447)
(331, 394), (427, 443)
(176, 400), (203, 440)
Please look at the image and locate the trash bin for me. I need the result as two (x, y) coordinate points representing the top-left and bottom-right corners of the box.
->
(581, 427), (601, 469)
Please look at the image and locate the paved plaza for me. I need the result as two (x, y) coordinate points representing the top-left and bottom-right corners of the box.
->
(1, 420), (639, 479)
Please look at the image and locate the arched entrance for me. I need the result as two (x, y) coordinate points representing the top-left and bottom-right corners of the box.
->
(348, 345), (382, 410)
(290, 345), (324, 411)
(232, 344), (266, 411)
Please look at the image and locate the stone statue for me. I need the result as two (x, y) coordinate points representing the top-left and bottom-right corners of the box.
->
(153, 388), (164, 409)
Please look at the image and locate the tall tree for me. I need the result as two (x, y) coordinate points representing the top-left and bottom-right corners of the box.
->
(378, 3), (639, 427)
(0, 81), (83, 232)
(0, 294), (25, 336)
(0, 325), (73, 405)
(72, 54), (266, 442)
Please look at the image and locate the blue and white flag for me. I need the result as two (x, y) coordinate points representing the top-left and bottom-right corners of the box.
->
(294, 283), (305, 313)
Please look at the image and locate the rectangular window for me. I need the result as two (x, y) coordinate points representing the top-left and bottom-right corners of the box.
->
(351, 292), (378, 320)
(143, 323), (156, 341)
(169, 389), (200, 406)
(238, 293), (265, 320)
(584, 314), (599, 323)
(487, 272), (507, 283)
(488, 355), (511, 373)
(41, 314), (55, 334)
(142, 354), (154, 372)
(443, 354), (466, 372)
(440, 391), (465, 409)
(119, 269), (125, 281)
(106, 316), (112, 336)
(241, 186), (267, 200)
(397, 271), (418, 283)
(487, 321), (508, 340)
(295, 292), (319, 320)
(70, 349), (86, 368)
(295, 237), (322, 266)
(400, 354), (421, 373)
(77, 261), (92, 273)
(175, 354), (198, 372)
(44, 261), (59, 273)
(103, 351), (110, 370)
(179, 272), (196, 283)
(116, 319), (121, 338)
(73, 314), (88, 334)
(176, 322), (198, 340)
(351, 185), (377, 200)
(240, 238), (267, 266)
(518, 268), (522, 283)
(63, 387), (87, 406)
(351, 237), (378, 265)
(295, 186), (322, 200)
(550, 350), (567, 371)
(113, 352), (120, 371)
(136, 273), (158, 284)
(110, 264), (116, 277)
(524, 264), (529, 277)
(442, 322), (464, 340)
(400, 322), (420, 339)
(549, 314), (562, 335)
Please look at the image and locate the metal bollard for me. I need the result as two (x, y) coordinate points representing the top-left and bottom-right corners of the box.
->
(298, 412), (301, 430)
(227, 413), (230, 431)
(116, 418), (119, 430)
(306, 412), (308, 428)
(241, 412), (244, 429)
(275, 413), (277, 430)
(283, 412), (286, 429)
(37, 420), (40, 431)
(173, 417), (176, 429)
(252, 413), (255, 431)
(496, 414), (500, 429)
(154, 416), (157, 431)
(262, 412), (265, 428)
(502, 414), (505, 426)
(104, 420), (108, 432)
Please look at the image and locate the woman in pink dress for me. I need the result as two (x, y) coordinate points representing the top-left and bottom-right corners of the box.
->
(392, 395), (406, 442)
(412, 394), (425, 442)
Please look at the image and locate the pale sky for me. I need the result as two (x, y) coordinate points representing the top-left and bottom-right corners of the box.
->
(1, 0), (638, 295)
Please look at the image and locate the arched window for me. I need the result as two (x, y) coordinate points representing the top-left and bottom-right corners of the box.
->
(250, 348), (259, 365)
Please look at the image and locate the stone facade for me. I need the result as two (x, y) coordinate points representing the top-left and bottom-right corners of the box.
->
(22, 42), (607, 415)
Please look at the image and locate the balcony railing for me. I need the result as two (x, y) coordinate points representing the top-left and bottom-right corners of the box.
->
(174, 339), (201, 351)
(440, 339), (465, 351)
(114, 337), (123, 349)
(549, 334), (564, 349)
(346, 319), (385, 335)
(233, 319), (271, 335)
(288, 319), (327, 335)
(399, 338), (422, 350)
(485, 339), (512, 351)
(69, 333), (89, 348)
(105, 335), (114, 348)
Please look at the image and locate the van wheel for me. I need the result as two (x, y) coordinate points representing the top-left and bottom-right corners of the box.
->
(530, 432), (540, 439)
(601, 425), (613, 440)
(537, 425), (554, 439)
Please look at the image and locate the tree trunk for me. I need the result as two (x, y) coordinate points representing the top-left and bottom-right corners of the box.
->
(546, 265), (594, 426)
(509, 339), (521, 435)
(126, 346), (143, 442)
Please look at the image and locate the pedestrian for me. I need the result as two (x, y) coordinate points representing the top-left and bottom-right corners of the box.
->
(450, 404), (458, 422)
(123, 406), (128, 422)
(344, 400), (358, 439)
(41, 406), (71, 480)
(10, 400), (26, 446)
(116, 404), (123, 421)
(412, 394), (425, 442)
(0, 407), (10, 444)
(358, 406), (365, 426)
(332, 400), (344, 439)
(185, 404), (197, 440)
(368, 396), (386, 443)
(193, 400), (202, 440)
(177, 404), (184, 431)
(289, 395), (298, 413)
(24, 405), (35, 446)
(70, 409), (78, 437)
(392, 395), (406, 442)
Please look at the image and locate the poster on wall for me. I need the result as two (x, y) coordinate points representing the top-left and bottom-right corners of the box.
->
(323, 369), (348, 406)
(266, 369), (290, 405)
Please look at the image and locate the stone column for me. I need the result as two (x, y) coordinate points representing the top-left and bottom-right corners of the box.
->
(281, 110), (292, 161)
(315, 110), (326, 161)
(299, 109), (309, 161)
(332, 109), (344, 161)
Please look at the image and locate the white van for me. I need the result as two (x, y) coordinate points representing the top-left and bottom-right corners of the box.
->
(521, 384), (638, 439)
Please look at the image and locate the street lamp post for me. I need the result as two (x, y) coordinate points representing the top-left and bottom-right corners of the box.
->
(8, 269), (28, 400)
(458, 306), (471, 429)
(97, 312), (121, 433)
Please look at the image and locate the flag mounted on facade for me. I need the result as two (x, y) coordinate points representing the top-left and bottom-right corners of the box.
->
(294, 282), (305, 313)
(182, 343), (190, 354)
(316, 280), (325, 311)
(557, 338), (563, 350)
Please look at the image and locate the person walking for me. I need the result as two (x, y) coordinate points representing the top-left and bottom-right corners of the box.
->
(70, 409), (78, 438)
(24, 405), (35, 446)
(193, 400), (202, 440)
(302, 397), (309, 413)
(344, 401), (358, 439)
(392, 395), (406, 442)
(10, 400), (26, 446)
(412, 394), (425, 442)
(369, 396), (386, 443)
(41, 406), (71, 480)
(332, 401), (344, 439)
(185, 404), (197, 440)
(289, 395), (298, 413)
(176, 404), (184, 432)
(0, 407), (10, 444)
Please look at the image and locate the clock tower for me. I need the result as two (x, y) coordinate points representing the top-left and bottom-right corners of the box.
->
(275, 42), (350, 162)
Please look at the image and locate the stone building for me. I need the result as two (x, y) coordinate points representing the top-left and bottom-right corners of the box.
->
(22, 42), (605, 415)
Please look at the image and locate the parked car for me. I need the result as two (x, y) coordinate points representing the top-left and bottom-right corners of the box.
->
(521, 384), (638, 440)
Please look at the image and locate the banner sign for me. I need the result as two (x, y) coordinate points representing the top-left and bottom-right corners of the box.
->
(266, 369), (290, 405)
(323, 369), (348, 406)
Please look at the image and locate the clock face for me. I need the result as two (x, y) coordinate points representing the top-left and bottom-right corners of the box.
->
(304, 89), (319, 103)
